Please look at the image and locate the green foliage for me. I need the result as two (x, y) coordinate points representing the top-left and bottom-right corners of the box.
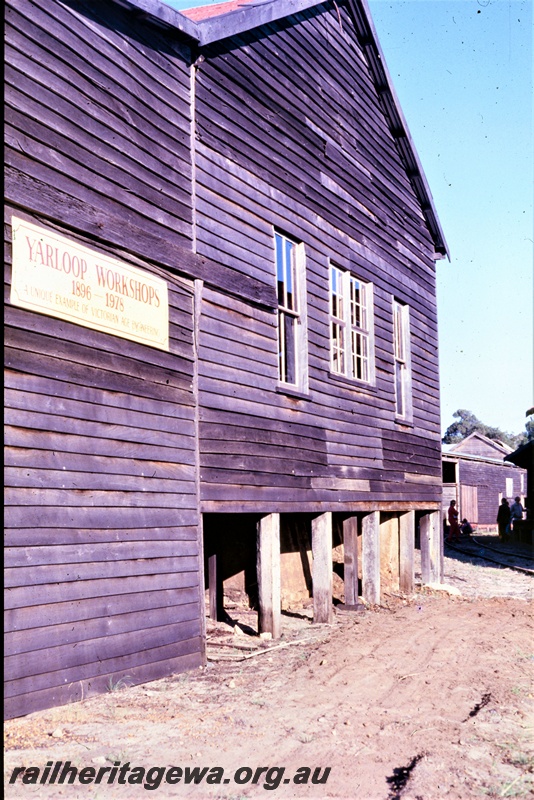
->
(442, 409), (528, 449)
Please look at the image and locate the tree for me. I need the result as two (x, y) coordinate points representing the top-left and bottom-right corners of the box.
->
(442, 409), (528, 449)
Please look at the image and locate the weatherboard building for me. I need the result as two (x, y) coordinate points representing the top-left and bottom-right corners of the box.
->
(5, 0), (448, 717)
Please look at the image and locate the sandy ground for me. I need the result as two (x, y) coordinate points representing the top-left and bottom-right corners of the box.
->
(4, 538), (533, 800)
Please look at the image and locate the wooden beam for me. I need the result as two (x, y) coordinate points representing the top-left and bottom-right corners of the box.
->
(343, 515), (359, 606)
(399, 510), (415, 593)
(201, 500), (442, 514)
(208, 553), (223, 621)
(362, 510), (380, 605)
(256, 513), (281, 639)
(311, 512), (333, 624)
(420, 510), (442, 585)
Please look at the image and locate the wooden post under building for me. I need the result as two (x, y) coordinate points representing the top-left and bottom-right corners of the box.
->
(420, 511), (442, 585)
(362, 511), (380, 605)
(256, 513), (281, 638)
(312, 512), (333, 624)
(208, 553), (224, 622)
(399, 510), (415, 593)
(342, 515), (362, 609)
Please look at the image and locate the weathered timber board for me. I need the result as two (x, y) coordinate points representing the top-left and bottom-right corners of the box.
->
(4, 650), (202, 721)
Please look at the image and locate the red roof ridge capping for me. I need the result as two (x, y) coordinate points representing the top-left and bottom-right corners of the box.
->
(182, 0), (259, 22)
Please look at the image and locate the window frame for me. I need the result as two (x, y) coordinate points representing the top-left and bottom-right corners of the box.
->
(393, 299), (413, 422)
(329, 264), (374, 386)
(274, 229), (308, 393)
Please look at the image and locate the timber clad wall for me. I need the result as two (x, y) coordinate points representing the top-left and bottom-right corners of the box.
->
(195, 1), (442, 511)
(5, 0), (193, 257)
(4, 0), (203, 719)
(459, 461), (524, 526)
(4, 237), (202, 718)
(5, 0), (447, 718)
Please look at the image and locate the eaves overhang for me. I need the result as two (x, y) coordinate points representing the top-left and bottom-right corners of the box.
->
(116, 0), (450, 260)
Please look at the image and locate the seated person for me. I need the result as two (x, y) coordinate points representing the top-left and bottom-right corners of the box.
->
(460, 518), (473, 535)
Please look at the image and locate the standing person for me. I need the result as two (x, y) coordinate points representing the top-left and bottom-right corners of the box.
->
(447, 500), (461, 542)
(510, 496), (525, 531)
(496, 498), (511, 540)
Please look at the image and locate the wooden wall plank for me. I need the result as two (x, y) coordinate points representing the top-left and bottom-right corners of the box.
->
(5, 572), (199, 611)
(4, 525), (199, 547)
(5, 628), (202, 699)
(5, 602), (201, 657)
(5, 593), (200, 637)
(4, 650), (202, 720)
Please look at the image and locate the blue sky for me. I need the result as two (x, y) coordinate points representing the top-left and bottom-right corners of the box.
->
(168, 0), (533, 438)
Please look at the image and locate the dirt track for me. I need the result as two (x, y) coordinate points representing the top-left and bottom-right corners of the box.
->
(4, 539), (533, 800)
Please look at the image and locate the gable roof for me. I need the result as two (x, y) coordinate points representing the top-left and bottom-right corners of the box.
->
(119, 0), (449, 259)
(445, 432), (513, 459)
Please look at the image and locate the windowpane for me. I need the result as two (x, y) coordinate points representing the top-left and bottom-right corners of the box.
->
(276, 233), (285, 306)
(350, 279), (360, 328)
(359, 283), (367, 330)
(331, 266), (344, 320)
(332, 321), (345, 374)
(394, 303), (405, 361)
(278, 312), (285, 380)
(283, 312), (297, 384)
(352, 331), (368, 382)
(285, 239), (295, 311)
(395, 360), (405, 417)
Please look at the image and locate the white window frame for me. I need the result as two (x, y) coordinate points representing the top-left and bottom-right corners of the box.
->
(275, 230), (308, 391)
(393, 299), (413, 421)
(329, 265), (374, 384)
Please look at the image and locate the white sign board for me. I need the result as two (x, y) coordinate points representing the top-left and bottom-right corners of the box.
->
(10, 217), (169, 351)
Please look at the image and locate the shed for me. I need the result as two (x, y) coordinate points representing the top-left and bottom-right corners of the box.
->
(442, 433), (527, 530)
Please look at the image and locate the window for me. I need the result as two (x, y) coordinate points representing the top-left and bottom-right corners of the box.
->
(275, 231), (307, 389)
(330, 265), (373, 383)
(505, 477), (513, 498)
(393, 300), (412, 420)
(442, 461), (457, 484)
